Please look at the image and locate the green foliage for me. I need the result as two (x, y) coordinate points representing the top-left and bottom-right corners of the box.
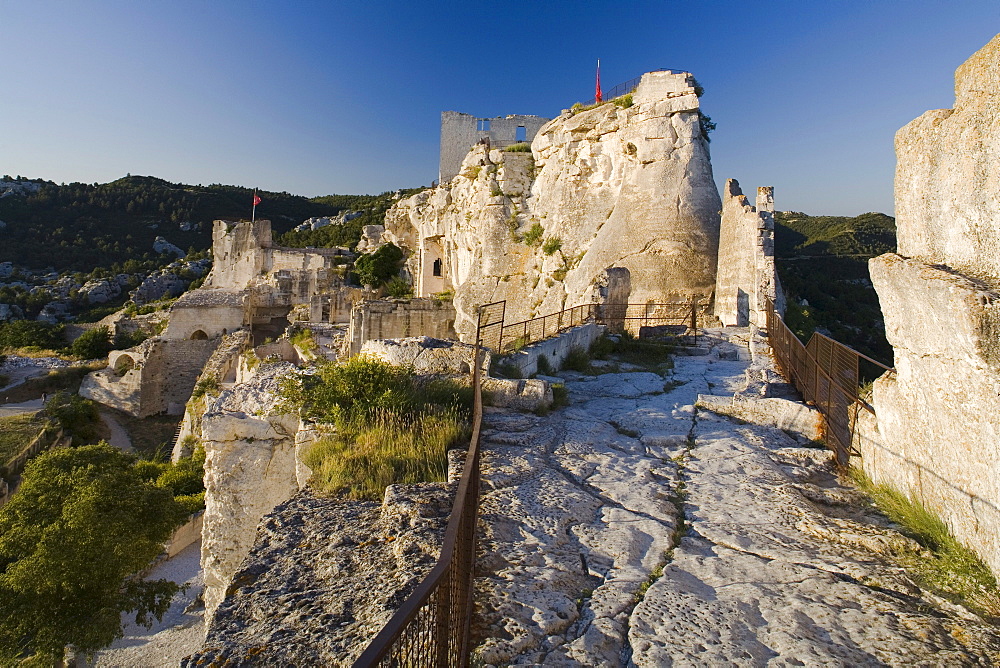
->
(0, 413), (47, 468)
(523, 223), (544, 247)
(504, 142), (532, 152)
(490, 185), (504, 198)
(612, 94), (633, 108)
(535, 354), (553, 375)
(774, 211), (897, 365)
(289, 328), (318, 352)
(0, 443), (186, 663)
(589, 332), (674, 372)
(304, 407), (466, 500)
(0, 320), (65, 352)
(551, 383), (569, 409)
(71, 325), (113, 360)
(284, 357), (472, 499)
(560, 347), (592, 373)
(353, 242), (404, 288)
(385, 276), (413, 299)
(850, 469), (1000, 617)
(462, 166), (481, 180)
(190, 375), (219, 399)
(276, 189), (423, 251)
(542, 237), (562, 256)
(698, 112), (716, 141)
(45, 391), (101, 446)
(113, 328), (149, 350)
(494, 361), (521, 379)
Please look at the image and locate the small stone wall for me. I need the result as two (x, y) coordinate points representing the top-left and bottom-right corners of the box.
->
(345, 298), (457, 356)
(714, 179), (784, 327)
(498, 323), (603, 378)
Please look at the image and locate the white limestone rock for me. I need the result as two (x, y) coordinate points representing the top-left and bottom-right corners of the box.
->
(384, 70), (721, 339)
(153, 236), (185, 258)
(359, 336), (477, 375)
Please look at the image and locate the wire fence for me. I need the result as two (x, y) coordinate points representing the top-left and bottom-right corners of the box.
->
(352, 315), (489, 667)
(765, 298), (893, 465)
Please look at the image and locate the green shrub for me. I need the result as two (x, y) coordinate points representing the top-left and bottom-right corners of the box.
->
(190, 375), (219, 399)
(0, 320), (65, 352)
(463, 165), (481, 180)
(174, 491), (206, 514)
(280, 356), (416, 422)
(551, 383), (569, 408)
(385, 276), (413, 299)
(542, 237), (562, 256)
(536, 354), (553, 375)
(71, 326), (113, 359)
(561, 347), (591, 373)
(354, 242), (404, 288)
(290, 328), (318, 352)
(491, 185), (503, 198)
(494, 362), (521, 379)
(133, 459), (169, 483)
(46, 391), (101, 445)
(113, 329), (148, 349)
(613, 94), (633, 109)
(523, 223), (544, 247)
(504, 142), (531, 152)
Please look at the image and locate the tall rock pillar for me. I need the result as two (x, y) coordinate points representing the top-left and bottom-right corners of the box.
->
(864, 33), (1000, 573)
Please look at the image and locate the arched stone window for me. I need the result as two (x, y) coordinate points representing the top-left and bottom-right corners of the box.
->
(190, 329), (209, 340)
(114, 355), (136, 376)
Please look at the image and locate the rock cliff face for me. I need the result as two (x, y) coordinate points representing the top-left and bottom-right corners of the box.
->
(385, 71), (721, 338)
(199, 362), (305, 620)
(865, 33), (1000, 574)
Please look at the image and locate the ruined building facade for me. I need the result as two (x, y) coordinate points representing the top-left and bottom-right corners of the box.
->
(439, 111), (550, 184)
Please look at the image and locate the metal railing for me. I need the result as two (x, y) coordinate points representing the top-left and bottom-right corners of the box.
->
(476, 299), (708, 353)
(584, 68), (687, 106)
(765, 298), (893, 466)
(352, 312), (490, 667)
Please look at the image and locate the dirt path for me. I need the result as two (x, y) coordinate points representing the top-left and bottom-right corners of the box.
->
(99, 410), (134, 452)
(474, 329), (1000, 665)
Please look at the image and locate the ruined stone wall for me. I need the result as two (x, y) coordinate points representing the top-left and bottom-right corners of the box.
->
(863, 33), (1000, 574)
(439, 111), (550, 184)
(80, 337), (217, 417)
(345, 298), (457, 356)
(714, 179), (784, 327)
(388, 70), (721, 340)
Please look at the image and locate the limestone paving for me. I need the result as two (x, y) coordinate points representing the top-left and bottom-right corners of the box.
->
(475, 330), (1000, 666)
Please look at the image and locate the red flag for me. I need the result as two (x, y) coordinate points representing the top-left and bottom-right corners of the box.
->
(595, 59), (602, 102)
(253, 194), (261, 206)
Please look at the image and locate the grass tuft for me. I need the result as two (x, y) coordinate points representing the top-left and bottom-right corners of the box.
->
(850, 468), (1000, 618)
(304, 408), (468, 500)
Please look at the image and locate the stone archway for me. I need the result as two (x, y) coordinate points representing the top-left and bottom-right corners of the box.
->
(113, 355), (136, 376)
(190, 329), (209, 340)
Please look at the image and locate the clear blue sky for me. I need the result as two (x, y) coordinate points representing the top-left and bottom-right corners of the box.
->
(1, 1), (997, 215)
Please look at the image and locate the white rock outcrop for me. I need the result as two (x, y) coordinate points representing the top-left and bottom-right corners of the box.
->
(385, 70), (721, 339)
(865, 33), (1000, 574)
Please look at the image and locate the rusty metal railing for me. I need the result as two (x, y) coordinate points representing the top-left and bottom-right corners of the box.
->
(477, 299), (709, 354)
(352, 311), (490, 667)
(765, 298), (893, 466)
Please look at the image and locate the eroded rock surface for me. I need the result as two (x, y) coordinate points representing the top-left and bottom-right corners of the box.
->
(476, 331), (1000, 665)
(185, 483), (453, 666)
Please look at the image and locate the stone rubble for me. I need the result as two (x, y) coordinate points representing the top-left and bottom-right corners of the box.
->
(475, 329), (1000, 665)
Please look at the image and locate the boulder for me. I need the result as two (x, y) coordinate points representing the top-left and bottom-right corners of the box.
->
(153, 235), (185, 258)
(359, 336), (477, 375)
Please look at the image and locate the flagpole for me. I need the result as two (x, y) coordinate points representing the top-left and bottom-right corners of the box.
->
(252, 188), (257, 223)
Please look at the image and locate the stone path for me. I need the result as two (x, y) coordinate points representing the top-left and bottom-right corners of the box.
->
(0, 398), (43, 418)
(475, 330), (1000, 666)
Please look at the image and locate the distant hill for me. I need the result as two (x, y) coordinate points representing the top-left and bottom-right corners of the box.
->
(0, 175), (421, 274)
(773, 211), (897, 368)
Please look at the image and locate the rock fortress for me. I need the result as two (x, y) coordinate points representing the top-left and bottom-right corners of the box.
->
(78, 37), (1000, 666)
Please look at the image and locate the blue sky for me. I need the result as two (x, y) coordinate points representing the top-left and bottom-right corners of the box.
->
(1, 1), (997, 215)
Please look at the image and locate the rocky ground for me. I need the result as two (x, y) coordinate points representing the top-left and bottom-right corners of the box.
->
(474, 329), (1000, 665)
(184, 483), (454, 666)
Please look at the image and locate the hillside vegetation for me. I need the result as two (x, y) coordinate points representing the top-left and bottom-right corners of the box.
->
(0, 175), (420, 274)
(774, 211), (896, 365)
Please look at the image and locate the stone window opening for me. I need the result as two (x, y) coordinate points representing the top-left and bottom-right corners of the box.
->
(516, 125), (527, 142)
(477, 119), (491, 132)
(433, 258), (443, 277)
(190, 329), (209, 340)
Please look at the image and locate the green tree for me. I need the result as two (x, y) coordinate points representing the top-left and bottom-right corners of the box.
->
(70, 325), (113, 359)
(0, 443), (186, 664)
(0, 320), (65, 351)
(353, 243), (404, 287)
(46, 392), (101, 446)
